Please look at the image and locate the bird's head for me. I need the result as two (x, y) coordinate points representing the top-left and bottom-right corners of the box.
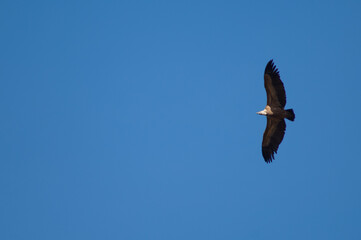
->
(257, 109), (267, 116)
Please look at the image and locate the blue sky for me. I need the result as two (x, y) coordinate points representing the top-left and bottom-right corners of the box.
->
(1, 0), (361, 239)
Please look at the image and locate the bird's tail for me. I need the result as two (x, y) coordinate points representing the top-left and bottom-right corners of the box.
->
(285, 109), (295, 121)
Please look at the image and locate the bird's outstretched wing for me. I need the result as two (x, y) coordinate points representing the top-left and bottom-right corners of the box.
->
(264, 60), (286, 108)
(262, 117), (286, 163)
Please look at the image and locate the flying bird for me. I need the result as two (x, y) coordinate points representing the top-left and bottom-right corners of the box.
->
(257, 60), (295, 163)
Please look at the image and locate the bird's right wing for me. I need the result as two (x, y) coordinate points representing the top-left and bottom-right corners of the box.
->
(264, 60), (286, 108)
(262, 117), (286, 163)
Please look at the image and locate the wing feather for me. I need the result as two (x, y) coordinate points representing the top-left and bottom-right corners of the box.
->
(262, 117), (286, 163)
(264, 60), (286, 108)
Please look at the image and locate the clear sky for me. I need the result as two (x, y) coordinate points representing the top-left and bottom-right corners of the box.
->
(1, 0), (361, 239)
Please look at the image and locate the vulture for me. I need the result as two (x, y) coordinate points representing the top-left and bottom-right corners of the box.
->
(257, 60), (295, 163)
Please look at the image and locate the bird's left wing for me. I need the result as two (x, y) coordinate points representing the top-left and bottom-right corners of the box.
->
(262, 117), (286, 163)
(264, 60), (286, 108)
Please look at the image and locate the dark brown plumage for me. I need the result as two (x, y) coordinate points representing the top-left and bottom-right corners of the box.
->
(257, 60), (295, 163)
(262, 118), (286, 163)
(264, 60), (286, 108)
